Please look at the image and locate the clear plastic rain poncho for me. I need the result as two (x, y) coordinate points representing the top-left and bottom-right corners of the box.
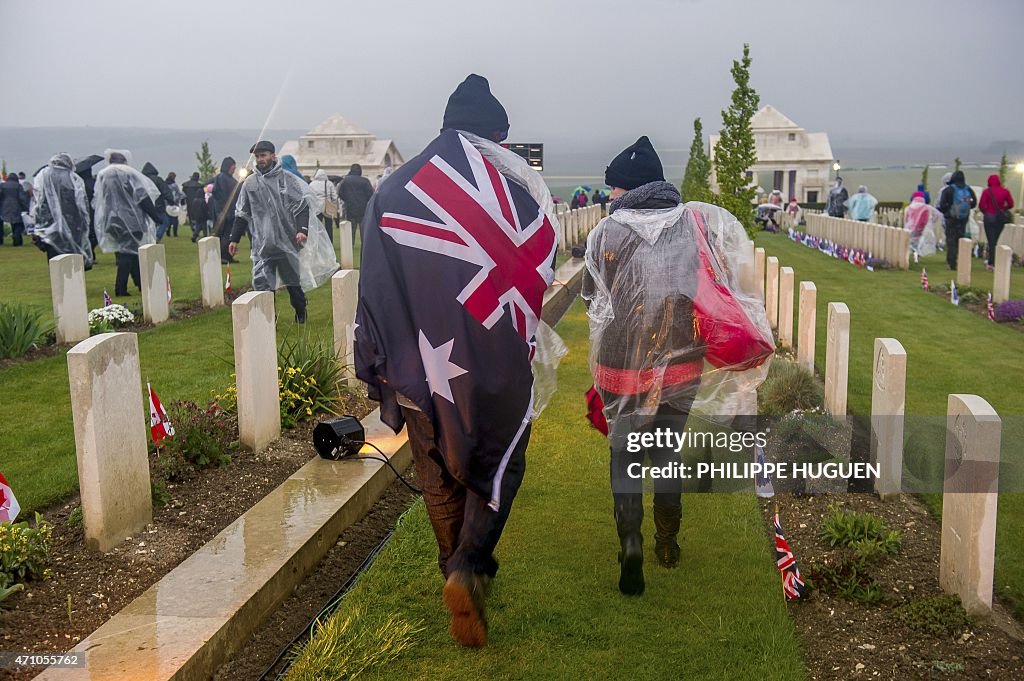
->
(32, 153), (92, 265)
(234, 160), (338, 292)
(583, 200), (774, 430)
(904, 194), (942, 256)
(93, 150), (158, 255)
(846, 186), (878, 221)
(461, 130), (567, 417)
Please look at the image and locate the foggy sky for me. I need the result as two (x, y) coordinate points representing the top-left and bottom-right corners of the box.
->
(2, 0), (1022, 152)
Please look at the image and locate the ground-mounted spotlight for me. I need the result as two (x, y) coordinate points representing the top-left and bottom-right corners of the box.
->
(313, 415), (365, 459)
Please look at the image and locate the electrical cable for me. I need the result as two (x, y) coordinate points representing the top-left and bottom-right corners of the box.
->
(337, 438), (422, 494)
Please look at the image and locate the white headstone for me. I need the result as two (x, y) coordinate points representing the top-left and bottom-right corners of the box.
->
(766, 256), (780, 330)
(138, 243), (170, 324)
(232, 291), (281, 452)
(957, 238), (972, 287)
(67, 333), (152, 552)
(754, 247), (766, 300)
(198, 236), (224, 308)
(870, 338), (906, 499)
(940, 394), (1001, 616)
(778, 267), (795, 349)
(49, 253), (90, 344)
(331, 269), (360, 387)
(824, 302), (850, 420)
(797, 281), (816, 373)
(993, 245), (1012, 304)
(338, 220), (355, 270)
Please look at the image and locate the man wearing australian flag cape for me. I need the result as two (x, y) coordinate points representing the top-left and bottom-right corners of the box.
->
(354, 74), (562, 648)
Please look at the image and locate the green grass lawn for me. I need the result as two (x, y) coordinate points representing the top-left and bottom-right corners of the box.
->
(0, 233), (346, 513)
(755, 232), (1024, 618)
(285, 301), (806, 681)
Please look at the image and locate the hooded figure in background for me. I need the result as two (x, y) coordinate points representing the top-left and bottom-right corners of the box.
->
(338, 162), (374, 246)
(846, 185), (878, 222)
(978, 174), (1015, 268)
(228, 140), (338, 323)
(281, 154), (303, 178)
(937, 170), (977, 270)
(211, 156), (240, 263)
(31, 153), (92, 265)
(309, 167), (340, 243)
(93, 149), (162, 295)
(354, 74), (562, 649)
(182, 171), (208, 241)
(0, 171), (30, 246)
(141, 162), (174, 240)
(583, 136), (773, 597)
(826, 176), (848, 217)
(904, 191), (942, 257)
(914, 183), (931, 205)
(74, 154), (104, 252)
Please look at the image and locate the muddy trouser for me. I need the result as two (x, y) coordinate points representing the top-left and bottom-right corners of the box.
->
(115, 252), (141, 294)
(944, 217), (967, 269)
(400, 406), (529, 579)
(983, 214), (1004, 266)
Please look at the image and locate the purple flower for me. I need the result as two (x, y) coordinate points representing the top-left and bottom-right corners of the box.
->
(994, 299), (1024, 323)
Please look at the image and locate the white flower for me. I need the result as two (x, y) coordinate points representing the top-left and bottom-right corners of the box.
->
(88, 304), (135, 328)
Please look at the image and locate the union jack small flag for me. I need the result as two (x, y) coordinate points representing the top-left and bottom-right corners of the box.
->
(921, 268), (928, 290)
(774, 512), (806, 601)
(951, 280), (959, 306)
(166, 276), (172, 304)
(103, 289), (113, 306)
(987, 292), (995, 321)
(224, 265), (231, 293)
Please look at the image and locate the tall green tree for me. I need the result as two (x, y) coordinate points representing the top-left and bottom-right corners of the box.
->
(681, 118), (711, 203)
(196, 140), (217, 181)
(712, 43), (760, 236)
(999, 152), (1009, 184)
(920, 165), (929, 191)
(954, 156), (962, 172)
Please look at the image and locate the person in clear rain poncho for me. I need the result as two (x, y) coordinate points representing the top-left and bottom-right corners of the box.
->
(93, 149), (161, 296)
(904, 191), (942, 257)
(583, 136), (774, 596)
(228, 140), (338, 323)
(846, 184), (878, 222)
(31, 153), (93, 266)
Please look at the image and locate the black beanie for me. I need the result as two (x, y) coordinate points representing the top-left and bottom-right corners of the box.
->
(441, 74), (509, 139)
(604, 136), (664, 190)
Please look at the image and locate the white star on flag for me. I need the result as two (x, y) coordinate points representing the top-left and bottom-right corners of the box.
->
(418, 330), (467, 404)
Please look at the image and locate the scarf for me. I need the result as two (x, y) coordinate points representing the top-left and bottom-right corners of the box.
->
(608, 181), (681, 215)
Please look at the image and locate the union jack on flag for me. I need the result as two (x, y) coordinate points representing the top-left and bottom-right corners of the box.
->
(103, 289), (113, 307)
(774, 512), (806, 601)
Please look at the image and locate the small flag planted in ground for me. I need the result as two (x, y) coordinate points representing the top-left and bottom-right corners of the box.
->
(951, 280), (959, 306)
(755, 445), (774, 498)
(973, 243), (980, 258)
(774, 511), (805, 601)
(987, 292), (995, 321)
(921, 268), (928, 290)
(0, 471), (21, 523)
(103, 289), (113, 307)
(914, 250), (919, 264)
(225, 265), (231, 293)
(166, 276), (172, 304)
(148, 383), (175, 445)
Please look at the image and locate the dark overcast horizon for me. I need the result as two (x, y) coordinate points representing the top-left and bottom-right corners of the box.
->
(2, 0), (1022, 151)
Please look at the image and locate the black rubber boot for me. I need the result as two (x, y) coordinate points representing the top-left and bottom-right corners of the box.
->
(614, 495), (644, 595)
(653, 503), (681, 568)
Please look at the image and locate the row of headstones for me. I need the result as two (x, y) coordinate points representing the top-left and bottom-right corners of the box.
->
(952, 238), (1015, 303)
(804, 212), (911, 269)
(554, 204), (603, 251)
(48, 222), (362, 345)
(755, 246), (1001, 616)
(64, 269), (361, 554)
(973, 223), (1024, 255)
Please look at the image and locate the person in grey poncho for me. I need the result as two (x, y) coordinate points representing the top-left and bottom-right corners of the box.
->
(31, 153), (93, 266)
(93, 149), (161, 296)
(228, 140), (338, 323)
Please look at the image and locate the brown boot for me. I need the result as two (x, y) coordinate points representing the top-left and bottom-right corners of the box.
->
(653, 503), (681, 568)
(442, 570), (488, 647)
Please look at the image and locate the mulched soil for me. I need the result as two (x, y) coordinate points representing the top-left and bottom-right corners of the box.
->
(0, 391), (367, 681)
(762, 493), (1024, 680)
(924, 275), (1024, 333)
(214, 466), (419, 681)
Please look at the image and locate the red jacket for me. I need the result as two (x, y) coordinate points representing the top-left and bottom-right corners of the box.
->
(978, 175), (1014, 215)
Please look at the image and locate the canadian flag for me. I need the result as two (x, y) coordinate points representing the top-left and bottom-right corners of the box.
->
(0, 471), (20, 523)
(224, 265), (231, 294)
(148, 383), (175, 445)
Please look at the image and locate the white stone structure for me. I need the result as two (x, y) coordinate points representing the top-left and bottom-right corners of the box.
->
(710, 105), (834, 204)
(279, 114), (404, 180)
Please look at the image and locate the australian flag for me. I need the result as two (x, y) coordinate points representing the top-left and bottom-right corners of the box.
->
(354, 130), (557, 511)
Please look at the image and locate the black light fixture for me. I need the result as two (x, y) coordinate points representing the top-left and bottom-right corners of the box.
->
(313, 416), (365, 459)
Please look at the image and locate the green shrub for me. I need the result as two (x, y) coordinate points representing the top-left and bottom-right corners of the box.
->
(757, 359), (823, 417)
(819, 505), (902, 559)
(0, 513), (53, 609)
(152, 400), (237, 477)
(807, 554), (883, 606)
(66, 507), (83, 530)
(0, 302), (52, 358)
(278, 331), (345, 428)
(897, 594), (971, 638)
